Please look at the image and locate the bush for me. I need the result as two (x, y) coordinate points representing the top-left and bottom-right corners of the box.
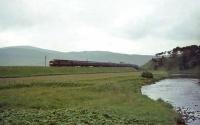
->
(141, 71), (153, 78)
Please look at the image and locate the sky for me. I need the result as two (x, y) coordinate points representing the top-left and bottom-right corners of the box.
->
(0, 0), (199, 55)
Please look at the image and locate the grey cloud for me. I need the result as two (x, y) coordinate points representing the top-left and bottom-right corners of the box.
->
(117, 0), (200, 41)
(117, 18), (159, 39)
(162, 15), (200, 40)
(0, 0), (53, 31)
(0, 0), (34, 30)
(0, 0), (199, 51)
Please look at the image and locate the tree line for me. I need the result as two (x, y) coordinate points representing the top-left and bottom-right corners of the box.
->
(154, 45), (200, 70)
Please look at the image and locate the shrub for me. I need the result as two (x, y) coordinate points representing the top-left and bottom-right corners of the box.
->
(141, 71), (153, 78)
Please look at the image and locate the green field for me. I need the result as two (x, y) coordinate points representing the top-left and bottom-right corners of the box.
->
(0, 67), (178, 125)
(0, 66), (135, 78)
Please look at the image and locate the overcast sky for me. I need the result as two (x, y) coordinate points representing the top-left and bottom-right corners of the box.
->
(0, 0), (199, 55)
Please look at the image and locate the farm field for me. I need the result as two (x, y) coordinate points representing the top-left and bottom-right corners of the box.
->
(0, 67), (178, 125)
(0, 66), (135, 78)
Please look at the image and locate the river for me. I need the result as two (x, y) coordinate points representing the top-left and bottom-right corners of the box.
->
(141, 78), (200, 125)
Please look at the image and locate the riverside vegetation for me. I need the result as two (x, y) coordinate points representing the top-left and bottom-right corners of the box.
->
(143, 45), (200, 76)
(0, 67), (179, 125)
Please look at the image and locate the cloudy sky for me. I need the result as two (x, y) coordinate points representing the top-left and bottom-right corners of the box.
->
(0, 0), (199, 55)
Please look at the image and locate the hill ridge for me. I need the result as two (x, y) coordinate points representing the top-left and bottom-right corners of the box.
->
(0, 46), (153, 66)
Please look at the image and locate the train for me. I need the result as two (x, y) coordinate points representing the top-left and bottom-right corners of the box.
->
(49, 59), (139, 69)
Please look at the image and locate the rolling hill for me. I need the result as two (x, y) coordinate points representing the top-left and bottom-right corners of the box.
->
(0, 46), (153, 66)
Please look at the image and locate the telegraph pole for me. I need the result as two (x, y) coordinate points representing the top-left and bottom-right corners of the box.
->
(45, 55), (47, 67)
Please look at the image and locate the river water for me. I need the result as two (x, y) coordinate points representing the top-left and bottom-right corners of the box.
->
(141, 78), (200, 125)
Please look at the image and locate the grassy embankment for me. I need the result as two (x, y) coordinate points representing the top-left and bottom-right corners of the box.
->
(143, 59), (200, 77)
(0, 67), (178, 125)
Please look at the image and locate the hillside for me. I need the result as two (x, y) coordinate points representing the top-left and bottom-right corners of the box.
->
(0, 46), (153, 66)
(143, 45), (200, 74)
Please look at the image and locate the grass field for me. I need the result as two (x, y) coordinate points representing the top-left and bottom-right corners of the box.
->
(0, 66), (135, 78)
(0, 67), (179, 125)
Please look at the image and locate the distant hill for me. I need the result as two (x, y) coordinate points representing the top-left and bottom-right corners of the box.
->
(0, 46), (153, 66)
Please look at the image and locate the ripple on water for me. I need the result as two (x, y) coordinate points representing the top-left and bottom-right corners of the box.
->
(141, 78), (200, 125)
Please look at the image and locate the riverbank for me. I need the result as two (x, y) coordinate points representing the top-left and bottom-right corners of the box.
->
(142, 77), (200, 125)
(169, 73), (200, 79)
(0, 67), (178, 124)
(141, 71), (186, 125)
(141, 70), (200, 125)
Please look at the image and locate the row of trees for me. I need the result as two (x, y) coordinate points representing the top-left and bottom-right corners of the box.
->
(154, 45), (200, 70)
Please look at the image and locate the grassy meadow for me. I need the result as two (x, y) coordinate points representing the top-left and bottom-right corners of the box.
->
(0, 67), (179, 125)
(0, 66), (135, 78)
